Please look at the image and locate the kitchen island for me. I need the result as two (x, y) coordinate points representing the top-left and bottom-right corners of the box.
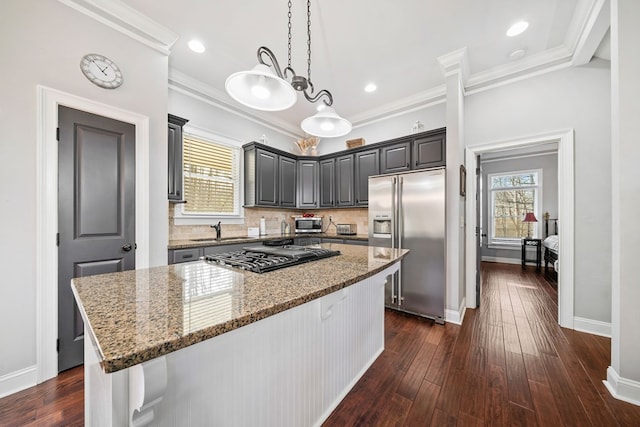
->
(72, 243), (407, 426)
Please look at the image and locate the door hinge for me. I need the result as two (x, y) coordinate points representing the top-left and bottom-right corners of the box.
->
(56, 233), (60, 247)
(56, 338), (60, 353)
(56, 128), (60, 141)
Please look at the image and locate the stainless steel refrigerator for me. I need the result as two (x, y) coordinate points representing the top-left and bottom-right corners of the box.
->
(368, 168), (446, 323)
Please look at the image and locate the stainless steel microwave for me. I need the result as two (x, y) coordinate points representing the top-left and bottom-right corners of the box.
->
(294, 216), (323, 233)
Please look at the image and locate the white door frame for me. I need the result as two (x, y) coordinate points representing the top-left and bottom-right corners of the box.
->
(464, 129), (575, 328)
(36, 86), (150, 382)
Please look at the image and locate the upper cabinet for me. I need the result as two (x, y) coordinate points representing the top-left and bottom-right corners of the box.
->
(380, 140), (411, 174)
(319, 158), (336, 208)
(297, 160), (319, 208)
(242, 128), (444, 209)
(335, 154), (355, 206)
(244, 143), (296, 207)
(168, 114), (189, 201)
(354, 149), (379, 206)
(279, 155), (297, 207)
(414, 133), (446, 169)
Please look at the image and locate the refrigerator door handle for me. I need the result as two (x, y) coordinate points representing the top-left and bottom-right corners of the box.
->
(391, 177), (397, 250)
(398, 176), (403, 305)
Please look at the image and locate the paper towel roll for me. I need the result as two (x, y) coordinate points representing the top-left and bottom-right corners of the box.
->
(259, 217), (266, 235)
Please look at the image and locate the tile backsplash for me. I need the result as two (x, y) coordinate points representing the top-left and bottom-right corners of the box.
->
(169, 205), (369, 241)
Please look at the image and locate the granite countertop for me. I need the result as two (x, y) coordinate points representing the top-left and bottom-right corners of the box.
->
(168, 233), (369, 250)
(72, 243), (407, 374)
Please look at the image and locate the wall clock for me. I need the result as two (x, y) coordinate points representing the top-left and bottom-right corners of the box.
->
(80, 53), (123, 89)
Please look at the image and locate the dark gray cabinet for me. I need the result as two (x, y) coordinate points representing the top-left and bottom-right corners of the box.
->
(414, 133), (446, 169)
(297, 160), (319, 208)
(354, 149), (379, 206)
(335, 154), (355, 206)
(319, 158), (336, 207)
(279, 155), (297, 207)
(169, 247), (202, 264)
(244, 145), (296, 207)
(168, 114), (189, 201)
(380, 140), (411, 174)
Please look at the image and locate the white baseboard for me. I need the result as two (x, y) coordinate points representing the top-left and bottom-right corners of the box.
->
(481, 256), (521, 265)
(604, 366), (640, 406)
(573, 316), (612, 338)
(0, 365), (37, 399)
(446, 298), (466, 325)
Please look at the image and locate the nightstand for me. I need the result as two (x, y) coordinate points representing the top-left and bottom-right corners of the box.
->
(522, 238), (542, 272)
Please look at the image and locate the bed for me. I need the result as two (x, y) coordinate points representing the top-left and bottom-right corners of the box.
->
(543, 214), (558, 277)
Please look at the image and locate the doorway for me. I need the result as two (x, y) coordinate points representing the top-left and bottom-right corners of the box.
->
(57, 106), (136, 371)
(36, 86), (150, 383)
(464, 129), (575, 328)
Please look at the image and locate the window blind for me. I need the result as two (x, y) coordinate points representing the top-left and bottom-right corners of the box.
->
(182, 134), (240, 215)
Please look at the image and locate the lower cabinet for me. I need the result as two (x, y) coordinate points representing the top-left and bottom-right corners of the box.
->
(169, 247), (202, 264)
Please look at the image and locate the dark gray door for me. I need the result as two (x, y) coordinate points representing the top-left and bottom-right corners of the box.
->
(380, 140), (411, 174)
(475, 155), (482, 307)
(319, 158), (335, 207)
(58, 106), (136, 372)
(297, 160), (318, 208)
(256, 148), (278, 206)
(278, 155), (297, 207)
(354, 149), (379, 206)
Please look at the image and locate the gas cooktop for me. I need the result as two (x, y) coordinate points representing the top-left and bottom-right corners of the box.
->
(202, 245), (341, 273)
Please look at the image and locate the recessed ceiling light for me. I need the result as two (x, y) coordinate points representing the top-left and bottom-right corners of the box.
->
(188, 39), (205, 53)
(364, 83), (377, 93)
(506, 21), (529, 37)
(509, 48), (527, 60)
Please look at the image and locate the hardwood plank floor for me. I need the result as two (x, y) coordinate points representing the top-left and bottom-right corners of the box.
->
(1, 262), (639, 426)
(324, 263), (640, 426)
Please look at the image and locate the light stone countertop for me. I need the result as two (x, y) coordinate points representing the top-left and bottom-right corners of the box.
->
(72, 243), (408, 374)
(167, 233), (369, 250)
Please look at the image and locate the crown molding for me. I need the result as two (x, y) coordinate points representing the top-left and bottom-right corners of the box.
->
(437, 47), (470, 84)
(169, 69), (302, 139)
(349, 85), (446, 128)
(571, 0), (610, 66)
(58, 0), (178, 55)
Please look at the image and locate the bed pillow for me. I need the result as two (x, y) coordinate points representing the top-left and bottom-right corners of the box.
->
(543, 235), (559, 252)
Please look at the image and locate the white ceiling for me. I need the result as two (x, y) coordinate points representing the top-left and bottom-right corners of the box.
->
(115, 0), (607, 135)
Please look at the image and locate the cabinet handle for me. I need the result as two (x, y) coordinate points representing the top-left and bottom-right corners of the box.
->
(406, 163), (409, 168)
(415, 161), (418, 166)
(182, 254), (193, 259)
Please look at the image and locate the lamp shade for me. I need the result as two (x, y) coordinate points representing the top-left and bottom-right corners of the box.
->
(523, 212), (538, 222)
(300, 106), (352, 138)
(225, 63), (297, 111)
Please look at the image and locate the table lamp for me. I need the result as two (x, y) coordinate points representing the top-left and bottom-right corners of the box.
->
(523, 212), (538, 238)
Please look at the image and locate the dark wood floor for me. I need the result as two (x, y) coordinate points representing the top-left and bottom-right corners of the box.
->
(324, 263), (640, 426)
(2, 262), (639, 426)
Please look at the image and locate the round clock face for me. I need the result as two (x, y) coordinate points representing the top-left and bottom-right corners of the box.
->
(80, 54), (123, 89)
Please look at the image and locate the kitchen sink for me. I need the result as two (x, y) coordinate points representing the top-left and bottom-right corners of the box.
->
(189, 237), (251, 242)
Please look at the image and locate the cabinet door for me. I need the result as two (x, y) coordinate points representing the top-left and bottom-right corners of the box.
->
(256, 148), (278, 206)
(414, 133), (445, 169)
(319, 158), (335, 207)
(380, 141), (411, 174)
(297, 160), (319, 208)
(279, 155), (297, 207)
(335, 154), (355, 206)
(169, 248), (202, 264)
(168, 114), (188, 201)
(354, 149), (379, 206)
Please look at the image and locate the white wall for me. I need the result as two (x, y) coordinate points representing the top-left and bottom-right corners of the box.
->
(319, 103), (446, 154)
(168, 90), (295, 153)
(0, 0), (168, 381)
(466, 59), (612, 323)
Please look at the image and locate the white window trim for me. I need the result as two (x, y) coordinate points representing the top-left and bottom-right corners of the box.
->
(173, 124), (245, 225)
(487, 168), (543, 246)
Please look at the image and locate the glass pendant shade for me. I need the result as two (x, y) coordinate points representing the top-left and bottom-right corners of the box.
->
(301, 106), (352, 138)
(225, 64), (297, 111)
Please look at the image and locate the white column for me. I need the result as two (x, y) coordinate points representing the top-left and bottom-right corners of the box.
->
(437, 49), (468, 322)
(606, 0), (640, 406)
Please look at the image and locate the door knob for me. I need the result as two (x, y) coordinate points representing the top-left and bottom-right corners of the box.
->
(122, 244), (132, 252)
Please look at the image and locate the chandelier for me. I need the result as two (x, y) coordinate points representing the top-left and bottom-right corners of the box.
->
(225, 0), (352, 138)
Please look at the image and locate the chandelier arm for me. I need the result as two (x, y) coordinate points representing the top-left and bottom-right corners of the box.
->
(303, 88), (333, 106)
(283, 66), (297, 81)
(257, 46), (286, 79)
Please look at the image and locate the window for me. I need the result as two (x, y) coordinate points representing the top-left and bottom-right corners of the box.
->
(488, 170), (541, 246)
(176, 130), (242, 222)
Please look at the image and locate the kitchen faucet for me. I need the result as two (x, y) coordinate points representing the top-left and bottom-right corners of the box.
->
(211, 221), (221, 241)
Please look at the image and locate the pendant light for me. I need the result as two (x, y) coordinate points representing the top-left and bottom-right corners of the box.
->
(225, 0), (351, 138)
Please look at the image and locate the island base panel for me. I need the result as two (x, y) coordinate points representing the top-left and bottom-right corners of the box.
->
(85, 265), (397, 426)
